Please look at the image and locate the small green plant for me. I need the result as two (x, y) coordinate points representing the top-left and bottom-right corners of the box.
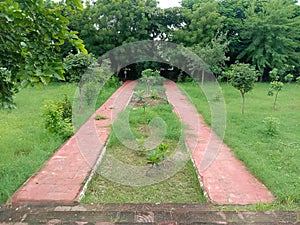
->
(42, 95), (74, 139)
(146, 143), (170, 168)
(142, 101), (149, 124)
(150, 89), (159, 100)
(134, 90), (145, 102)
(136, 137), (146, 156)
(296, 76), (300, 84)
(263, 116), (280, 136)
(284, 74), (294, 83)
(268, 68), (284, 111)
(156, 143), (170, 160)
(94, 114), (108, 120)
(146, 150), (163, 168)
(141, 69), (161, 96)
(184, 76), (194, 83)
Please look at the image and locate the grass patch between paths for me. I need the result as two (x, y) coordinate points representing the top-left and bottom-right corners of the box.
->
(82, 92), (206, 203)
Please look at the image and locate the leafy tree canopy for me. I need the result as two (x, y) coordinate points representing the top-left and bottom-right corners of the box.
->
(0, 0), (87, 108)
(236, 0), (300, 79)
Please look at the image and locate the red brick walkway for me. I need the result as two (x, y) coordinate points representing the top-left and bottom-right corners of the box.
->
(10, 80), (274, 205)
(10, 81), (137, 204)
(164, 81), (274, 205)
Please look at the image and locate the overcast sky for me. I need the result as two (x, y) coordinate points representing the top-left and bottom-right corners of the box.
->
(158, 0), (181, 8)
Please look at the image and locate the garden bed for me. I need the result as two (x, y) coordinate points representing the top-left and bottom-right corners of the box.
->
(81, 82), (206, 203)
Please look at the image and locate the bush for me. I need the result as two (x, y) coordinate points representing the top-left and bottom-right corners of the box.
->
(42, 95), (74, 139)
(63, 53), (96, 83)
(0, 68), (17, 109)
(263, 116), (280, 136)
(105, 75), (120, 88)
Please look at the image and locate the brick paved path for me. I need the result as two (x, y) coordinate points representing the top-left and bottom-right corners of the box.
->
(164, 81), (274, 205)
(10, 81), (137, 204)
(10, 80), (274, 205)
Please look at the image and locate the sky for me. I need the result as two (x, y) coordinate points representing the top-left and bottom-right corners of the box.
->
(158, 0), (300, 8)
(158, 0), (181, 8)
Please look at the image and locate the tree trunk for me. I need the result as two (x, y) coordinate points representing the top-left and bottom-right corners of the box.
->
(274, 90), (279, 111)
(201, 70), (204, 86)
(241, 92), (245, 115)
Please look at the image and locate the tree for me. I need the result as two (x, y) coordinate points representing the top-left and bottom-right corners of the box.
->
(63, 52), (96, 112)
(217, 0), (266, 63)
(267, 68), (293, 111)
(237, 0), (300, 80)
(67, 0), (164, 78)
(71, 0), (160, 56)
(226, 63), (258, 115)
(173, 1), (225, 47)
(0, 0), (86, 109)
(191, 33), (229, 83)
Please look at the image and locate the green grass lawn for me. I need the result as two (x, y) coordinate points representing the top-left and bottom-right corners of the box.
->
(82, 87), (206, 203)
(0, 83), (117, 202)
(178, 82), (300, 209)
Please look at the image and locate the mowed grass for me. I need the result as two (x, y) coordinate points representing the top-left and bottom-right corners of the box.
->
(0, 83), (118, 202)
(178, 82), (300, 208)
(82, 99), (206, 203)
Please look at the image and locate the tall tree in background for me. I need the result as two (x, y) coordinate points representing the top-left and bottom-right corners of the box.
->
(237, 0), (300, 80)
(0, 0), (86, 109)
(71, 0), (161, 57)
(173, 1), (225, 47)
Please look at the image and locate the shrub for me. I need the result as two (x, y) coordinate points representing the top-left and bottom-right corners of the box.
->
(42, 95), (74, 139)
(263, 116), (280, 136)
(105, 75), (120, 88)
(0, 68), (17, 109)
(63, 53), (96, 83)
(83, 82), (98, 105)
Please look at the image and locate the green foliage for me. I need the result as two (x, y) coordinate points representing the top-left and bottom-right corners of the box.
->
(226, 63), (258, 115)
(42, 95), (74, 139)
(237, 0), (300, 77)
(268, 68), (284, 111)
(141, 69), (161, 96)
(191, 33), (230, 76)
(134, 90), (145, 102)
(150, 89), (159, 100)
(0, 68), (17, 109)
(105, 76), (120, 88)
(146, 150), (163, 168)
(296, 76), (300, 83)
(0, 0), (86, 109)
(70, 0), (161, 56)
(136, 137), (147, 156)
(146, 144), (170, 168)
(63, 53), (96, 82)
(174, 1), (225, 47)
(284, 74), (294, 83)
(263, 116), (280, 136)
